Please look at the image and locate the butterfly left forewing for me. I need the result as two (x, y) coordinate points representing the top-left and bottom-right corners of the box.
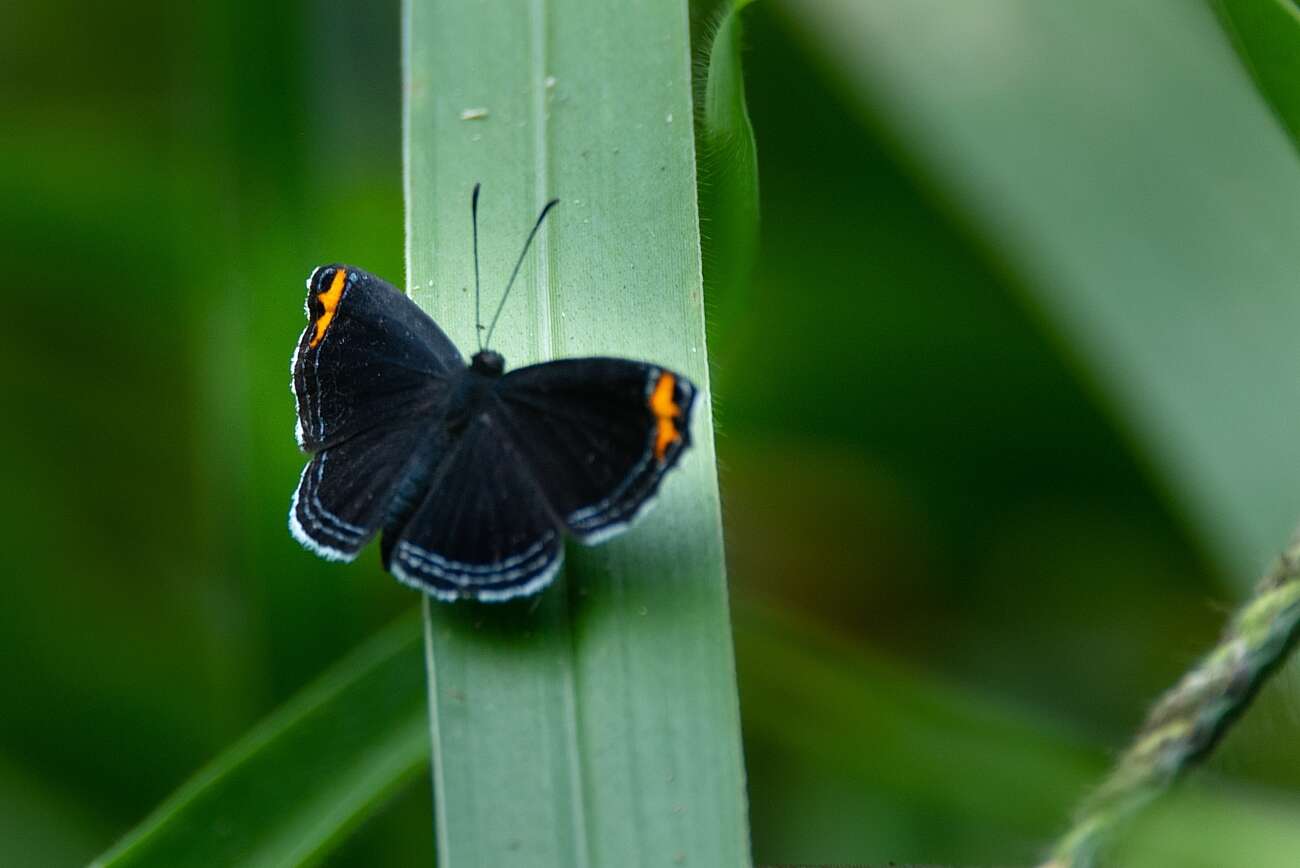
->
(292, 265), (462, 451)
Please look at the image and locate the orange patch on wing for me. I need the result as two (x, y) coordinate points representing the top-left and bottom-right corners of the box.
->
(309, 269), (348, 347)
(650, 371), (682, 461)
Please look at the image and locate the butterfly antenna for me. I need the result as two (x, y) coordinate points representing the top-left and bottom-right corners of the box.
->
(482, 196), (560, 349)
(471, 182), (483, 351)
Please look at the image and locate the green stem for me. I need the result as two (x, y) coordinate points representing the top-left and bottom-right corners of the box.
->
(1041, 530), (1300, 867)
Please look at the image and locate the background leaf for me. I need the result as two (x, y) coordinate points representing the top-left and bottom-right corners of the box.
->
(404, 0), (750, 865)
(92, 614), (428, 868)
(775, 0), (1300, 586)
(1214, 0), (1300, 150)
(698, 0), (761, 367)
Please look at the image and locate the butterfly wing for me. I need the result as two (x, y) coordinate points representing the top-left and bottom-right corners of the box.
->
(291, 423), (440, 561)
(384, 412), (564, 602)
(292, 264), (462, 451)
(494, 358), (697, 544)
(290, 265), (458, 560)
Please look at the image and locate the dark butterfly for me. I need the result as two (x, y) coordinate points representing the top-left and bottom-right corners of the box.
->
(289, 186), (697, 602)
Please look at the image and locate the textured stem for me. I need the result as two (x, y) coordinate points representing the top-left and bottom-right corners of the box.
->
(1040, 530), (1300, 867)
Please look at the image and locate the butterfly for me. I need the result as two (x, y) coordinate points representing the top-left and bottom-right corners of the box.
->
(289, 185), (697, 602)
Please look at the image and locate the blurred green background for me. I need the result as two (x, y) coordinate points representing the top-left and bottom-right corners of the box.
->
(5, 0), (1300, 865)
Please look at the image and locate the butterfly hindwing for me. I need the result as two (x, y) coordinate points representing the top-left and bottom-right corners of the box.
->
(290, 422), (440, 561)
(385, 412), (563, 601)
(290, 264), (459, 559)
(494, 358), (697, 544)
(292, 265), (461, 451)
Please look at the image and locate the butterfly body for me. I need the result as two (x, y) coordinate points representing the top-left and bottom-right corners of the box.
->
(289, 264), (696, 602)
(443, 351), (506, 433)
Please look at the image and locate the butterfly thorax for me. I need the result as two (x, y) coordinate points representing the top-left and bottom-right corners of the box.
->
(446, 351), (506, 434)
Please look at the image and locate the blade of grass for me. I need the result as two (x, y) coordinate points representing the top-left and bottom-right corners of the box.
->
(90, 612), (428, 868)
(776, 0), (1300, 585)
(1214, 0), (1300, 150)
(403, 1), (750, 865)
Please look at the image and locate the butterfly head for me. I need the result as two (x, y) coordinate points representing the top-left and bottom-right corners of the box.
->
(470, 349), (505, 378)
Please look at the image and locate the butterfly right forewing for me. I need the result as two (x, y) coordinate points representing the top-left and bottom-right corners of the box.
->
(493, 357), (697, 544)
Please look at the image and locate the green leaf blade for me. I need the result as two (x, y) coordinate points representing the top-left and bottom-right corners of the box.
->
(404, 1), (751, 866)
(91, 613), (429, 868)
